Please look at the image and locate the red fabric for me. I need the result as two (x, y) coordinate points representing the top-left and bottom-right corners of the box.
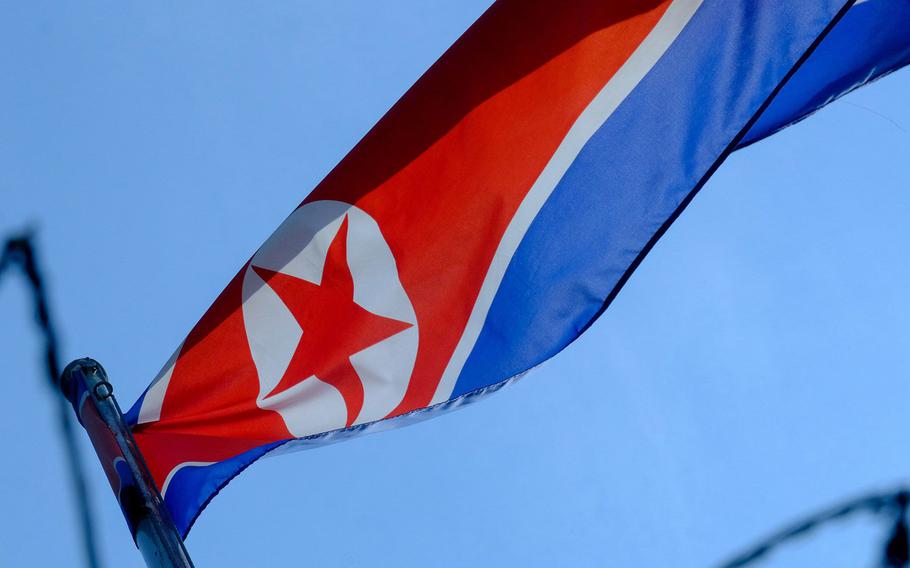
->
(134, 0), (671, 491)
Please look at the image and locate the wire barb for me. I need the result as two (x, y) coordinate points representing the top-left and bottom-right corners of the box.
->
(884, 492), (910, 568)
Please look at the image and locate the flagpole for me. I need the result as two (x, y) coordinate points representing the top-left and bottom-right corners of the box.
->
(60, 358), (194, 568)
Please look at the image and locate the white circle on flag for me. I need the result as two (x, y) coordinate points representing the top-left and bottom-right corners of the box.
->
(241, 200), (418, 437)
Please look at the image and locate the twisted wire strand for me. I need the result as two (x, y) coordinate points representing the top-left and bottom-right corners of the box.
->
(716, 488), (909, 568)
(1, 234), (102, 568)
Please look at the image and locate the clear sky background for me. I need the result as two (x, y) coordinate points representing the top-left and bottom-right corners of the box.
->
(2, 2), (909, 567)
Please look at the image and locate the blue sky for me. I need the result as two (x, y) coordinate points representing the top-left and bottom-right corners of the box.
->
(2, 2), (909, 566)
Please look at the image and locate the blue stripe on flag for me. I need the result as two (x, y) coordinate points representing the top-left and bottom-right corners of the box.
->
(740, 0), (910, 147)
(453, 0), (852, 397)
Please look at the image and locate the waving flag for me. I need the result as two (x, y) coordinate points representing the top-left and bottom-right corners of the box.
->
(125, 0), (910, 535)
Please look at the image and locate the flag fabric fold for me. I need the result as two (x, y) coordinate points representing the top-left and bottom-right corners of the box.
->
(125, 0), (909, 536)
(739, 0), (910, 147)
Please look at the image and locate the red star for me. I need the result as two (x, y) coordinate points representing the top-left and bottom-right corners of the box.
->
(252, 215), (412, 427)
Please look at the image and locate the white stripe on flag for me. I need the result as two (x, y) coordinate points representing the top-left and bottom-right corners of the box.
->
(431, 0), (704, 404)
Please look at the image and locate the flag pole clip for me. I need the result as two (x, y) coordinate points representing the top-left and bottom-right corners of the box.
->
(61, 358), (194, 568)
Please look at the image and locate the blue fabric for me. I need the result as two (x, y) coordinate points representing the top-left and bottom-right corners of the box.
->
(123, 393), (143, 426)
(163, 442), (285, 537)
(165, 376), (519, 536)
(453, 0), (854, 396)
(740, 0), (910, 147)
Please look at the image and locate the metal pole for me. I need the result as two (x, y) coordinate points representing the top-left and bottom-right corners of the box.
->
(60, 358), (194, 568)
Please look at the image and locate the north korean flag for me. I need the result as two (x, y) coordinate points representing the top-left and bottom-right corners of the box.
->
(123, 0), (910, 536)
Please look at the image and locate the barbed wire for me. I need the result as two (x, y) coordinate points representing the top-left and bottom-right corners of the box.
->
(715, 488), (909, 567)
(0, 232), (102, 568)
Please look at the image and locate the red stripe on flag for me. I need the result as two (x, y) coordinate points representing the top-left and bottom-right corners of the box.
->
(134, 0), (672, 492)
(307, 0), (672, 413)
